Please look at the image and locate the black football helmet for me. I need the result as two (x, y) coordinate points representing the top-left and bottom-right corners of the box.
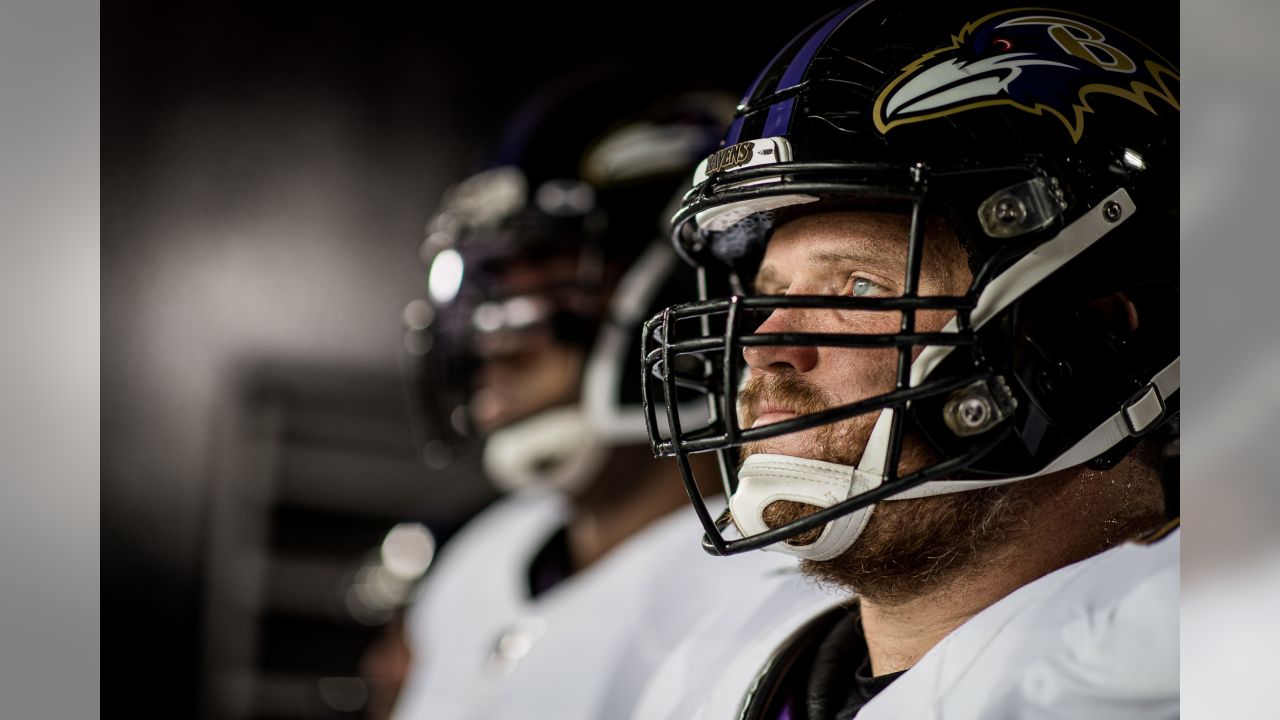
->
(405, 71), (732, 490)
(641, 1), (1179, 557)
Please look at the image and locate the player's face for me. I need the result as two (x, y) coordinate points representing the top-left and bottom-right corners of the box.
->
(468, 256), (586, 434)
(470, 328), (583, 434)
(738, 210), (970, 467)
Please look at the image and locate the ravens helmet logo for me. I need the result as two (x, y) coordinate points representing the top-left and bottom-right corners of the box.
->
(874, 8), (1179, 142)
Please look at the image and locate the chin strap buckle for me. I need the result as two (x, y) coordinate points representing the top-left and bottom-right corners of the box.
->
(1122, 358), (1180, 436)
(1123, 383), (1167, 436)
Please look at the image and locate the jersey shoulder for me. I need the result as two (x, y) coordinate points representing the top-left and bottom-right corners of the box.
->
(631, 566), (842, 720)
(401, 488), (567, 665)
(392, 490), (568, 720)
(584, 504), (803, 718)
(411, 489), (567, 602)
(861, 527), (1181, 720)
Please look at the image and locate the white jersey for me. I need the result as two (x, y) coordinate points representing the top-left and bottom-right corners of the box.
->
(392, 487), (795, 720)
(631, 566), (844, 720)
(633, 526), (1179, 720)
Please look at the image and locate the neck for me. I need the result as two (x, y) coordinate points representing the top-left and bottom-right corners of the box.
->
(857, 462), (1165, 675)
(858, 539), (1058, 674)
(564, 445), (696, 571)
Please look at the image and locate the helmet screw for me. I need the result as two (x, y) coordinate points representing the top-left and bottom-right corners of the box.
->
(943, 378), (1015, 437)
(957, 396), (991, 428)
(1103, 201), (1123, 223)
(994, 198), (1026, 225)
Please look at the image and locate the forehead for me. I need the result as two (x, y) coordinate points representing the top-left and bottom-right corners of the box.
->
(770, 210), (915, 257)
(759, 209), (965, 275)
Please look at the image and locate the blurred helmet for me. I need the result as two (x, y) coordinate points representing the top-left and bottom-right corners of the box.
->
(641, 1), (1179, 557)
(405, 70), (733, 492)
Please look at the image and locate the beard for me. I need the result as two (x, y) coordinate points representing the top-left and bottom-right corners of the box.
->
(738, 370), (1034, 605)
(763, 483), (1033, 604)
(737, 370), (872, 466)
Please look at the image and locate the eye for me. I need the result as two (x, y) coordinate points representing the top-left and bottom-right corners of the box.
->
(849, 276), (889, 297)
(991, 38), (1012, 52)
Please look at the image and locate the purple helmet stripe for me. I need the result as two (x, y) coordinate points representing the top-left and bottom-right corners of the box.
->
(760, 1), (872, 137)
(761, 97), (797, 138)
(724, 115), (747, 146)
(776, 1), (871, 92)
(724, 7), (842, 145)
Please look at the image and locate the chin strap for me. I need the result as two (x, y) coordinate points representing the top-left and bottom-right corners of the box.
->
(728, 410), (898, 561)
(729, 455), (878, 561)
(482, 405), (608, 494)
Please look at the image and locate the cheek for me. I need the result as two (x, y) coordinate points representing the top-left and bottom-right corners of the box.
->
(907, 308), (960, 364)
(528, 347), (583, 399)
(820, 310), (904, 401)
(817, 346), (901, 404)
(472, 342), (584, 428)
(915, 308), (957, 332)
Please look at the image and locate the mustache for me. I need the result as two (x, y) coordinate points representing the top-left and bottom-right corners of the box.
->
(737, 371), (834, 428)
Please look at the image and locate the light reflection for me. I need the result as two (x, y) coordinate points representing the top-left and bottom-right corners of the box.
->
(353, 565), (408, 610)
(503, 296), (547, 329)
(402, 298), (435, 329)
(380, 522), (436, 580)
(345, 585), (393, 626)
(486, 617), (548, 675)
(472, 302), (504, 333)
(422, 440), (452, 469)
(428, 248), (464, 304)
(403, 329), (433, 356)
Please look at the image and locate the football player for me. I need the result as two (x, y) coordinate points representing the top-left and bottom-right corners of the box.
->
(634, 2), (1179, 718)
(391, 72), (795, 719)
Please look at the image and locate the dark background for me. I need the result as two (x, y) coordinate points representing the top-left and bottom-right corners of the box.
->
(103, 3), (836, 718)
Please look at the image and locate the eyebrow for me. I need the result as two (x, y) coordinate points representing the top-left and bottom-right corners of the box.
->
(752, 248), (902, 293)
(807, 248), (901, 272)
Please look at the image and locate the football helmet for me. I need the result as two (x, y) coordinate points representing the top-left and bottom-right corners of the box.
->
(641, 1), (1180, 558)
(406, 72), (732, 492)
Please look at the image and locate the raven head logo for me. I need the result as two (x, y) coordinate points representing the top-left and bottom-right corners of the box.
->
(874, 8), (1179, 142)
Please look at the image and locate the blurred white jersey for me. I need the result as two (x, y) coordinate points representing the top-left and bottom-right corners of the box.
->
(633, 526), (1179, 720)
(392, 487), (795, 720)
(631, 566), (843, 720)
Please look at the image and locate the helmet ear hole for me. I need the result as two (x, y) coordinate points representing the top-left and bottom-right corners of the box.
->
(1083, 291), (1141, 341)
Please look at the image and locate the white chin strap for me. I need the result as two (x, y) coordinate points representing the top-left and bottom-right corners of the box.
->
(727, 188), (1181, 562)
(483, 405), (607, 494)
(729, 409), (897, 561)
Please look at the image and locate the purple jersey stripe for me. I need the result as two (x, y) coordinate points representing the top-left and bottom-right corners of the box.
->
(759, 1), (872, 137)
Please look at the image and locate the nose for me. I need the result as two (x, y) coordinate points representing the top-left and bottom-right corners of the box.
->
(742, 306), (819, 374)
